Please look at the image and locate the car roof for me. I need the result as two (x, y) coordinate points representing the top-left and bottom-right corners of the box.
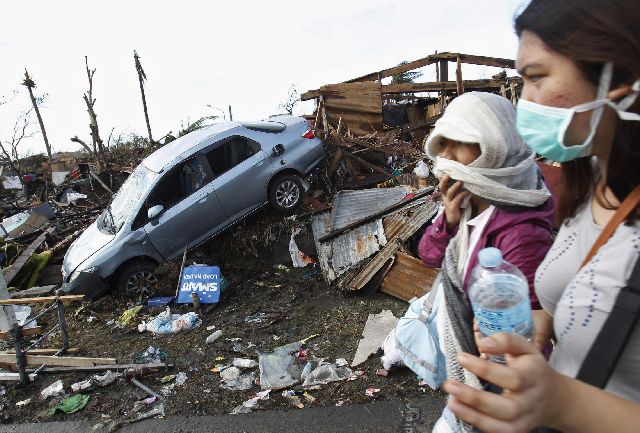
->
(142, 122), (240, 173)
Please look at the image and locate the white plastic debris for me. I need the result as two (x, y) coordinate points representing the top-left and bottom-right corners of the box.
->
(71, 380), (93, 392)
(230, 390), (270, 414)
(232, 358), (257, 369)
(335, 358), (348, 367)
(302, 363), (353, 387)
(16, 398), (32, 407)
(93, 370), (118, 387)
(40, 380), (64, 399)
(175, 372), (188, 386)
(220, 366), (255, 391)
(142, 309), (202, 334)
(381, 328), (405, 370)
(413, 160), (430, 178)
(205, 330), (223, 344)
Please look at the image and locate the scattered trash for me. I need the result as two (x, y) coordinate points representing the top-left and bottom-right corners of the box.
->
(295, 349), (308, 360)
(49, 394), (91, 415)
(71, 380), (93, 392)
(147, 296), (175, 308)
(303, 363), (353, 387)
(87, 316), (97, 323)
(116, 305), (143, 327)
(335, 400), (344, 407)
(176, 265), (224, 304)
(301, 362), (314, 381)
(135, 346), (167, 364)
(303, 391), (316, 403)
(365, 387), (381, 397)
(258, 341), (304, 390)
(93, 370), (118, 387)
(232, 358), (257, 369)
(205, 330), (223, 344)
(206, 325), (216, 331)
(230, 390), (270, 415)
(175, 372), (187, 386)
(160, 375), (175, 384)
(289, 228), (316, 268)
(141, 308), (201, 334)
(351, 310), (399, 367)
(41, 380), (64, 399)
(134, 402), (164, 421)
(220, 366), (255, 391)
(133, 396), (157, 412)
(16, 398), (31, 407)
(376, 369), (389, 377)
(335, 358), (348, 367)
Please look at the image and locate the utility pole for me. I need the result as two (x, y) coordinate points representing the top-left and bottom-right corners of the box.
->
(134, 50), (153, 144)
(22, 69), (53, 180)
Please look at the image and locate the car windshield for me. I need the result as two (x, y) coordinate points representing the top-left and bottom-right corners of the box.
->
(97, 164), (157, 234)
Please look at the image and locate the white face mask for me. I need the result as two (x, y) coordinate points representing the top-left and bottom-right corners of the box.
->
(516, 63), (640, 162)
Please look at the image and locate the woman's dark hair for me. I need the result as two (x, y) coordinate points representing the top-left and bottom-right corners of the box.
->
(515, 0), (640, 222)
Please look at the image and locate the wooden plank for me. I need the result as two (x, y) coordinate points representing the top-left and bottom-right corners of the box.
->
(0, 348), (79, 355)
(39, 362), (172, 373)
(301, 89), (320, 101)
(90, 171), (113, 195)
(458, 54), (515, 69)
(0, 326), (43, 340)
(382, 79), (508, 94)
(0, 295), (84, 305)
(0, 353), (117, 366)
(380, 252), (439, 302)
(3, 227), (54, 283)
(456, 55), (464, 94)
(319, 82), (382, 114)
(0, 372), (37, 381)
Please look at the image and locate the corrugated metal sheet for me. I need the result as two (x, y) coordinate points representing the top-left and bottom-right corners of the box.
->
(380, 252), (439, 302)
(311, 211), (387, 282)
(330, 187), (409, 231)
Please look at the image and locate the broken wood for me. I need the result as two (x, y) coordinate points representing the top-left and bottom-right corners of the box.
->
(380, 252), (439, 301)
(0, 295), (84, 305)
(90, 171), (113, 195)
(3, 227), (54, 283)
(5, 344), (77, 354)
(0, 326), (43, 340)
(318, 187), (436, 243)
(0, 353), (116, 366)
(38, 362), (172, 374)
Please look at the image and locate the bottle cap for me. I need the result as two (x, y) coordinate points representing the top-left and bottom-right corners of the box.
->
(478, 247), (502, 268)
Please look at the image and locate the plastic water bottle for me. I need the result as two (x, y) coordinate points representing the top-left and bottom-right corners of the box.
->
(468, 247), (533, 363)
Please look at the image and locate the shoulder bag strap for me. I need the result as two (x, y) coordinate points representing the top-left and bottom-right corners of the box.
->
(575, 255), (640, 388)
(579, 186), (640, 269)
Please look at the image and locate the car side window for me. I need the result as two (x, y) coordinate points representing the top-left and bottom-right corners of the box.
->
(205, 136), (260, 178)
(132, 156), (212, 229)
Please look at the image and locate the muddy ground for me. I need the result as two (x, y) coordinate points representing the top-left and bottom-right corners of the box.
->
(0, 206), (445, 427)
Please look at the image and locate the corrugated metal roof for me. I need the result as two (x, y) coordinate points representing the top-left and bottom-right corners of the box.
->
(311, 211), (387, 282)
(380, 252), (439, 302)
(330, 187), (410, 231)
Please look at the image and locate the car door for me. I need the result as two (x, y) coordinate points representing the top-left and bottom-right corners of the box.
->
(202, 135), (274, 221)
(140, 155), (230, 260)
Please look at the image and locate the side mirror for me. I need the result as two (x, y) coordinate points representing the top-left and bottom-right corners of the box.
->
(147, 204), (165, 220)
(272, 144), (285, 157)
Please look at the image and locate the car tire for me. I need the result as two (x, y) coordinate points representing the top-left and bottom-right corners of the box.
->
(269, 174), (303, 214)
(116, 260), (159, 298)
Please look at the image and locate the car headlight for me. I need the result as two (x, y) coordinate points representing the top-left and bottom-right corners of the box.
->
(68, 266), (97, 284)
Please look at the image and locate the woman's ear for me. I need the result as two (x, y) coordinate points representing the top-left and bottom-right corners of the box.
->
(608, 84), (633, 101)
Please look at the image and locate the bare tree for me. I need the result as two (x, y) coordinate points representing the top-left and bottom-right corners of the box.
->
(0, 109), (36, 183)
(83, 56), (105, 159)
(134, 50), (154, 144)
(278, 85), (300, 115)
(22, 70), (53, 180)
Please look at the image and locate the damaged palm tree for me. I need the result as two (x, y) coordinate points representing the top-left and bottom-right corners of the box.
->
(134, 50), (153, 145)
(71, 56), (105, 170)
(22, 70), (53, 180)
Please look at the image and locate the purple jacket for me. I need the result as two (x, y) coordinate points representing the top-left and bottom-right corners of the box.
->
(418, 198), (556, 309)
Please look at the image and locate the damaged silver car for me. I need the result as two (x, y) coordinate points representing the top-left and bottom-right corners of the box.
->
(61, 115), (324, 298)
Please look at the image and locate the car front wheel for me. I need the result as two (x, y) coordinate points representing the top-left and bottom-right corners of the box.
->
(116, 260), (159, 298)
(269, 174), (303, 214)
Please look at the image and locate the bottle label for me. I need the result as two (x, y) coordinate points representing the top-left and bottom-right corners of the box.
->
(472, 298), (532, 337)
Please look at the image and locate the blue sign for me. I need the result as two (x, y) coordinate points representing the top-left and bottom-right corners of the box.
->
(177, 265), (221, 304)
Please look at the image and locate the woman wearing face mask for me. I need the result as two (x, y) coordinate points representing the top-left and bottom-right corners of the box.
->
(441, 1), (640, 432)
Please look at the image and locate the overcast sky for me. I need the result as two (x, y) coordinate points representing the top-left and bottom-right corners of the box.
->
(1, 0), (525, 156)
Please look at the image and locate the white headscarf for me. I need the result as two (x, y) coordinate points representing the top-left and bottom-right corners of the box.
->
(424, 92), (550, 208)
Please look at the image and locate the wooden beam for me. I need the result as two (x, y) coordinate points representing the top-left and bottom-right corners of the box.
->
(458, 54), (515, 69)
(38, 362), (172, 373)
(3, 227), (54, 283)
(90, 171), (113, 195)
(382, 79), (509, 94)
(301, 89), (320, 101)
(439, 60), (449, 82)
(0, 353), (116, 366)
(0, 326), (43, 340)
(0, 348), (79, 355)
(0, 295), (84, 305)
(456, 56), (464, 94)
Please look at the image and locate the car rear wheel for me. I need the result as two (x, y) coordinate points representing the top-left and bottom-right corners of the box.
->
(116, 260), (159, 298)
(269, 174), (303, 214)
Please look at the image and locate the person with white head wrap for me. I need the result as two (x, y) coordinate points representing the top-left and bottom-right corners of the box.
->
(417, 92), (555, 433)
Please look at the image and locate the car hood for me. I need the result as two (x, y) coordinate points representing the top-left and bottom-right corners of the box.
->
(63, 221), (115, 276)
